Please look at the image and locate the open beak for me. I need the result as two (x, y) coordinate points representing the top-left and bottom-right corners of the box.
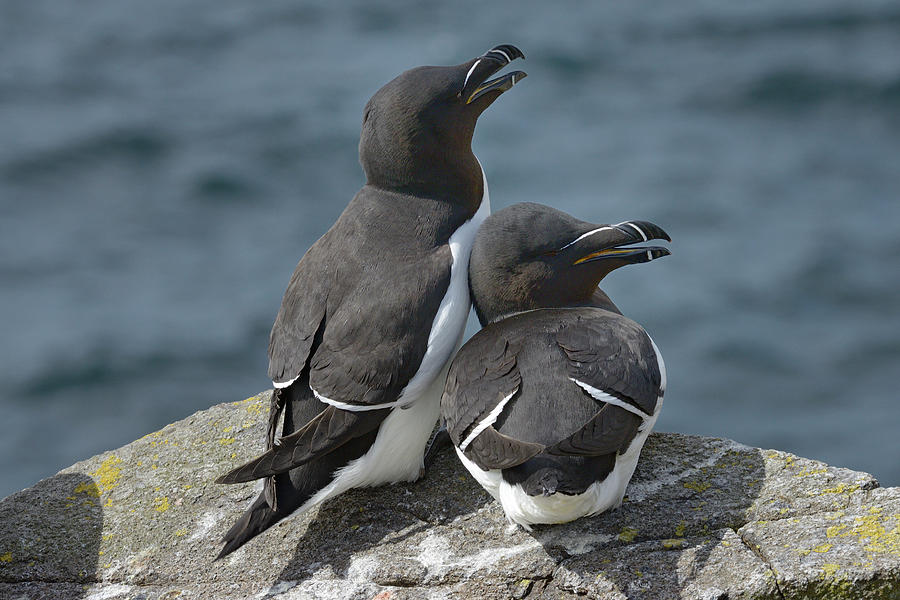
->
(573, 220), (672, 266)
(462, 44), (527, 105)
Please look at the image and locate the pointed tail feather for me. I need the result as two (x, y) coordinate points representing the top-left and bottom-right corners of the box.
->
(216, 462), (321, 559)
(216, 494), (283, 560)
(504, 454), (617, 498)
(216, 424), (384, 558)
(216, 405), (389, 484)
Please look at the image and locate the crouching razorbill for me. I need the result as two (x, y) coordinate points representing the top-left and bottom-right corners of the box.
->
(214, 45), (526, 557)
(441, 203), (670, 529)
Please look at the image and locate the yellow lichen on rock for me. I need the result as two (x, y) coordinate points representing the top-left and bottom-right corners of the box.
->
(850, 512), (900, 556)
(74, 481), (100, 498)
(821, 509), (900, 557)
(793, 467), (827, 478)
(820, 483), (859, 495)
(0, 552), (12, 563)
(241, 395), (267, 416)
(153, 496), (170, 513)
(91, 455), (123, 493)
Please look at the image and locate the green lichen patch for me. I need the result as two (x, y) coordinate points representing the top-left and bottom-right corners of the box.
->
(661, 538), (685, 550)
(683, 479), (711, 493)
(617, 527), (639, 543)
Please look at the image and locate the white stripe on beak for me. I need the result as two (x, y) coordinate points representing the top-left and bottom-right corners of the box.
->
(463, 59), (481, 89)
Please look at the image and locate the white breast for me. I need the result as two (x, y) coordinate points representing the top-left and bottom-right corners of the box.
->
(284, 165), (492, 521)
(395, 164), (491, 406)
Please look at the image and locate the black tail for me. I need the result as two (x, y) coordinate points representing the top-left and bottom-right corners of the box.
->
(216, 379), (319, 559)
(215, 378), (381, 558)
(503, 454), (616, 497)
(217, 494), (282, 559)
(215, 430), (381, 558)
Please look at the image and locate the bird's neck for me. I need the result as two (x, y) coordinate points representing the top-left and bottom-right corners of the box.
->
(475, 287), (623, 326)
(363, 146), (483, 214)
(589, 288), (622, 315)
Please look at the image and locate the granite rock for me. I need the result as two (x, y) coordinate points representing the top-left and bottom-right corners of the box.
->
(1, 391), (897, 599)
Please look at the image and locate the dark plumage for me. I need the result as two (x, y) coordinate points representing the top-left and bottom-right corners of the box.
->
(441, 203), (670, 528)
(215, 45), (526, 557)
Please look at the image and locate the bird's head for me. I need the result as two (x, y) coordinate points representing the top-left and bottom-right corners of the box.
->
(469, 202), (671, 325)
(359, 45), (526, 202)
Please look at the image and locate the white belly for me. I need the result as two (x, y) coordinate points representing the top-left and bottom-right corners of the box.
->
(457, 409), (660, 530)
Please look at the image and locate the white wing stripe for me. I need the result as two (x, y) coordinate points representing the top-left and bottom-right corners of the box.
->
(312, 388), (410, 412)
(459, 389), (518, 452)
(571, 379), (651, 420)
(273, 375), (299, 389)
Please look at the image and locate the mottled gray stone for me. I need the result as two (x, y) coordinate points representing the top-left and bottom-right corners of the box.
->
(1, 390), (898, 599)
(553, 529), (778, 600)
(740, 487), (900, 600)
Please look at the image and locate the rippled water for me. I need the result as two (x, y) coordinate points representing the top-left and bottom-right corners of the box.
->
(2, 0), (899, 498)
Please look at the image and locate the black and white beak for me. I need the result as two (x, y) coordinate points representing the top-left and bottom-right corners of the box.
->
(462, 44), (527, 104)
(568, 220), (671, 267)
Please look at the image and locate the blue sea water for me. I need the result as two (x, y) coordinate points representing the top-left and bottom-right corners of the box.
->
(2, 0), (899, 500)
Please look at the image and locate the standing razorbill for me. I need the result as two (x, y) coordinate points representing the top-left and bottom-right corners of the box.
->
(215, 45), (526, 557)
(441, 203), (670, 529)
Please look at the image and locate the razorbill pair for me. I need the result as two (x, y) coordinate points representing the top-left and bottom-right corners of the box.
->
(215, 45), (526, 557)
(441, 203), (670, 529)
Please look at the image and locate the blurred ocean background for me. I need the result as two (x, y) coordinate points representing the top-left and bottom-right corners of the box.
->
(2, 0), (899, 500)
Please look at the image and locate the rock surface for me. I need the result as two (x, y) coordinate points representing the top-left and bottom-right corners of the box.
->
(1, 391), (899, 599)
